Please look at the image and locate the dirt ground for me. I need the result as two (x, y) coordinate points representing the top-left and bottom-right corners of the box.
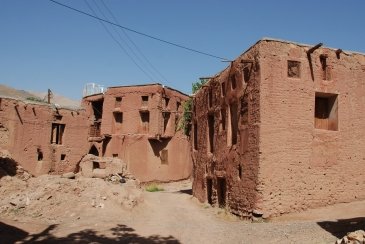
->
(1, 177), (365, 244)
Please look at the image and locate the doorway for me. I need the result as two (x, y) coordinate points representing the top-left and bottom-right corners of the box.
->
(206, 178), (213, 205)
(217, 177), (226, 208)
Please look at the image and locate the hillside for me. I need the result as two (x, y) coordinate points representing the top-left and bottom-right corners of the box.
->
(0, 84), (81, 109)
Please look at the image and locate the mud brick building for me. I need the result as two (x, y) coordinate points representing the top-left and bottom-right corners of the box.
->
(82, 83), (192, 182)
(192, 38), (365, 218)
(0, 96), (89, 176)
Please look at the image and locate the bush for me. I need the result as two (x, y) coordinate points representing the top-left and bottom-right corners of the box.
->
(145, 183), (164, 192)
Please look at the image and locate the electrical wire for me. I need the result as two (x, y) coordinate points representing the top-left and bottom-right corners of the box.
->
(99, 0), (169, 83)
(48, 0), (228, 61)
(88, 0), (160, 82)
(83, 0), (155, 81)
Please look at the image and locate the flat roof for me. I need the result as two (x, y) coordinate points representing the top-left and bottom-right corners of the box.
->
(108, 83), (190, 97)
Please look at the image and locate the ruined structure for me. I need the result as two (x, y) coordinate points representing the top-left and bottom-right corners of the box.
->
(82, 84), (192, 182)
(0, 97), (89, 176)
(192, 38), (365, 218)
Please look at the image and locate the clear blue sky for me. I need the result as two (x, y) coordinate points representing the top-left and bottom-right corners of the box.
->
(1, 0), (364, 99)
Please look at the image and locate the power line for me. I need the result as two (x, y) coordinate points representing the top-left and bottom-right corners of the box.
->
(83, 0), (155, 81)
(89, 0), (161, 82)
(48, 0), (228, 61)
(99, 0), (169, 83)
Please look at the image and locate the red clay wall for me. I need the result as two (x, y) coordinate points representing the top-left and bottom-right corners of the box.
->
(257, 40), (365, 217)
(192, 44), (261, 217)
(83, 84), (192, 182)
(0, 97), (89, 176)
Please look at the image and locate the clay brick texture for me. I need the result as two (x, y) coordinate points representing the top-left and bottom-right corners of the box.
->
(0, 98), (89, 176)
(192, 38), (365, 218)
(1, 83), (192, 183)
(82, 84), (192, 182)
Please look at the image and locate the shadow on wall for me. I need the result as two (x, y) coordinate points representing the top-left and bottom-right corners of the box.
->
(0, 157), (18, 179)
(317, 217), (365, 239)
(1, 222), (181, 244)
(149, 138), (171, 157)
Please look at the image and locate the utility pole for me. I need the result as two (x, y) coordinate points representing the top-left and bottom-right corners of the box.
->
(47, 89), (53, 104)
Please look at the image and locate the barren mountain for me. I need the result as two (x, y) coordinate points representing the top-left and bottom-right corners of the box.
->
(0, 84), (81, 109)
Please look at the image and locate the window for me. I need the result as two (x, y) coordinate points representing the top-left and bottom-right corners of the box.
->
(113, 112), (123, 134)
(240, 95), (248, 125)
(176, 101), (181, 112)
(221, 82), (226, 97)
(112, 154), (118, 158)
(140, 111), (150, 133)
(208, 88), (213, 108)
(220, 108), (226, 131)
(160, 149), (168, 165)
(51, 123), (65, 144)
(231, 74), (237, 90)
(194, 122), (198, 150)
(228, 103), (238, 146)
(91, 100), (103, 121)
(288, 60), (301, 78)
(163, 112), (171, 133)
(164, 97), (170, 109)
(141, 96), (149, 107)
(37, 148), (43, 161)
(314, 93), (338, 131)
(238, 164), (242, 180)
(320, 55), (331, 80)
(243, 66), (251, 82)
(208, 114), (214, 153)
(115, 97), (122, 108)
(60, 154), (66, 161)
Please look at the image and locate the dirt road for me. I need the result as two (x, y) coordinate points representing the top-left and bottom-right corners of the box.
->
(1, 180), (365, 243)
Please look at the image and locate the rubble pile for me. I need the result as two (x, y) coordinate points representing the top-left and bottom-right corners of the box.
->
(0, 150), (31, 180)
(0, 155), (143, 224)
(336, 230), (365, 244)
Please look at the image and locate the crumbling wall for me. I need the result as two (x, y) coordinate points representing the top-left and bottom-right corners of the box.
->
(0, 98), (89, 176)
(82, 84), (192, 182)
(257, 40), (365, 217)
(192, 43), (261, 218)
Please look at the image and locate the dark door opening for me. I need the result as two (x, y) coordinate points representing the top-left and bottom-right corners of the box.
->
(207, 178), (213, 205)
(89, 145), (99, 156)
(217, 177), (226, 208)
(92, 100), (103, 121)
(208, 114), (214, 153)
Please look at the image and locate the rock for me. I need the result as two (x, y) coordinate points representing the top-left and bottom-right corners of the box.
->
(61, 172), (75, 179)
(336, 230), (365, 244)
(93, 168), (107, 179)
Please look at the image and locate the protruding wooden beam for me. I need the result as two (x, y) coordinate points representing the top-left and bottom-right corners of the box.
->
(240, 59), (254, 63)
(336, 49), (343, 59)
(307, 43), (323, 54)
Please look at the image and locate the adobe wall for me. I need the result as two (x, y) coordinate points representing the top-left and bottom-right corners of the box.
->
(257, 40), (365, 217)
(192, 44), (262, 217)
(0, 97), (89, 176)
(83, 84), (192, 182)
(103, 133), (191, 182)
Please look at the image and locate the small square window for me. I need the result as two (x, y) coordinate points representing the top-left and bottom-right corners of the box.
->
(60, 154), (66, 161)
(115, 97), (122, 107)
(288, 60), (301, 78)
(141, 96), (149, 107)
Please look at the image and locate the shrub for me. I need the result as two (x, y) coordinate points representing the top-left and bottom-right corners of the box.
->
(145, 183), (164, 192)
